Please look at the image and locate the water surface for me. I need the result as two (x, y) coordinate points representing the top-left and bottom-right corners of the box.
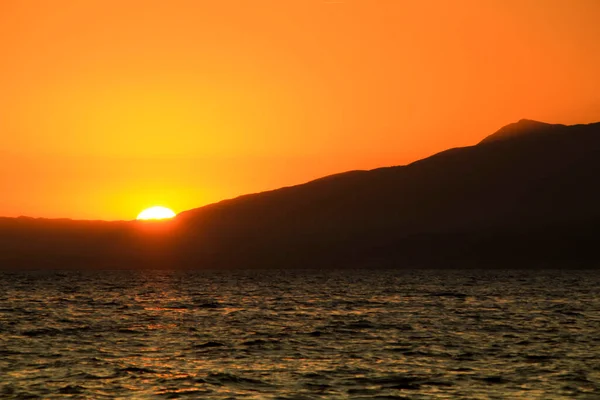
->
(1, 268), (599, 399)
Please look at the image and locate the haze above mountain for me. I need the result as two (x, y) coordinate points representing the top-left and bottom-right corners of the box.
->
(1, 119), (599, 269)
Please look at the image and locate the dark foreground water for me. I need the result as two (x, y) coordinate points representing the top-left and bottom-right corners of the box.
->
(1, 268), (599, 399)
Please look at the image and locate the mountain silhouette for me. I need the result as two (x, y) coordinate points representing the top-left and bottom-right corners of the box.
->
(1, 119), (599, 269)
(479, 119), (556, 144)
(170, 119), (600, 268)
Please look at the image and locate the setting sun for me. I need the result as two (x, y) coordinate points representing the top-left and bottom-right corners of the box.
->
(136, 206), (176, 220)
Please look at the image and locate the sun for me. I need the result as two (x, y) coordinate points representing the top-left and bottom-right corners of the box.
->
(137, 206), (176, 220)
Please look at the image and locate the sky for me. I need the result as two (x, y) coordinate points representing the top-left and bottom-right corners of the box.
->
(1, 0), (599, 220)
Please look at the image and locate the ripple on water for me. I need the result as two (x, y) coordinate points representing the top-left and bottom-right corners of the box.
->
(0, 269), (599, 399)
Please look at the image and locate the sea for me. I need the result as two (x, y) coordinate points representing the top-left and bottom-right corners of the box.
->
(0, 268), (599, 399)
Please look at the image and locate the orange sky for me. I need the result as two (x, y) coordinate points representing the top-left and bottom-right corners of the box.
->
(1, 0), (599, 220)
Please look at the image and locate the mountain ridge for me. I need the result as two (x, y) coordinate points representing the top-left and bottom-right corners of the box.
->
(166, 118), (600, 268)
(1, 119), (599, 269)
(479, 119), (556, 144)
(178, 119), (600, 222)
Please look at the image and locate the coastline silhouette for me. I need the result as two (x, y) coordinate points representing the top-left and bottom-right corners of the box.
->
(1, 119), (599, 270)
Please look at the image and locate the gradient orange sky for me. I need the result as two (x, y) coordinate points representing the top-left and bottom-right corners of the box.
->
(1, 0), (599, 220)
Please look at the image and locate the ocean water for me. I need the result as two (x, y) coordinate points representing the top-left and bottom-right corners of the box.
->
(0, 268), (599, 399)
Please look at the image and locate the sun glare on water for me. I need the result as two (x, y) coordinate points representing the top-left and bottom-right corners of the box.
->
(136, 206), (176, 220)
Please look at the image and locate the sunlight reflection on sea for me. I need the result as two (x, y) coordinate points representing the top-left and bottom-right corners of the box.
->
(0, 268), (599, 399)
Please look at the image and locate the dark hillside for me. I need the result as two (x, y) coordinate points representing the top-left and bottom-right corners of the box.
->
(1, 120), (599, 269)
(172, 120), (600, 268)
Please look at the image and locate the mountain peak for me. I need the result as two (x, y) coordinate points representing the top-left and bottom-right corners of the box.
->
(479, 119), (560, 144)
